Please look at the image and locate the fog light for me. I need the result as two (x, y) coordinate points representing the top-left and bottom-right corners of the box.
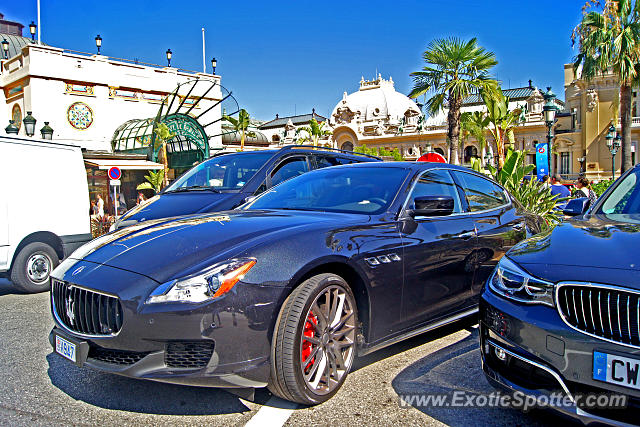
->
(495, 348), (507, 361)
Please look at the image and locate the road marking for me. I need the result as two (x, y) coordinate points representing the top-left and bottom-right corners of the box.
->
(244, 396), (298, 427)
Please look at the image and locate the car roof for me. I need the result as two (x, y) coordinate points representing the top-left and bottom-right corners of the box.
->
(213, 148), (378, 159)
(329, 161), (475, 172)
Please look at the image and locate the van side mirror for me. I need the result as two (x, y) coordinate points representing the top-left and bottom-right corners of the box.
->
(408, 196), (454, 217)
(563, 197), (590, 217)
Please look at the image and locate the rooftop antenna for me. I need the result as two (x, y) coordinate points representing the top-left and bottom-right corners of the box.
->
(37, 0), (41, 43)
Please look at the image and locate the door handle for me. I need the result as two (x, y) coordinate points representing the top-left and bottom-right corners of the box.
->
(457, 231), (475, 240)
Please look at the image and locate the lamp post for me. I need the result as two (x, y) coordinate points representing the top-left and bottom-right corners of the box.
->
(2, 39), (9, 59)
(166, 49), (172, 67)
(5, 120), (19, 135)
(605, 123), (621, 180)
(211, 57), (217, 74)
(23, 111), (36, 137)
(29, 21), (37, 42)
(40, 122), (53, 140)
(578, 156), (586, 176)
(543, 87), (558, 176)
(95, 34), (102, 54)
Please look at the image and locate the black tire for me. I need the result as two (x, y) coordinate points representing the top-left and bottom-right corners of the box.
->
(268, 273), (357, 404)
(10, 242), (59, 293)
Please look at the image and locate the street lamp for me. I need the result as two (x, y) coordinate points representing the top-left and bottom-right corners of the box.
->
(40, 122), (54, 140)
(5, 120), (19, 135)
(605, 123), (621, 180)
(578, 156), (586, 175)
(2, 39), (9, 59)
(23, 111), (36, 137)
(211, 57), (217, 74)
(29, 21), (37, 42)
(166, 49), (172, 67)
(543, 86), (558, 175)
(95, 34), (102, 54)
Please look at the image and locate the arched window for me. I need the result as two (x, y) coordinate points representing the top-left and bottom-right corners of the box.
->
(272, 134), (281, 143)
(434, 147), (445, 156)
(341, 141), (354, 152)
(463, 146), (478, 163)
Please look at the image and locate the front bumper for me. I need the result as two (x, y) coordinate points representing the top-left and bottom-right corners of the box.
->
(480, 288), (640, 426)
(49, 263), (288, 388)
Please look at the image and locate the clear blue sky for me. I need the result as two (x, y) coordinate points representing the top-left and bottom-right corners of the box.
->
(6, 0), (586, 121)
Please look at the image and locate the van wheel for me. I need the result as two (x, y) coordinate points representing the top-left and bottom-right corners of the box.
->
(10, 242), (59, 293)
(268, 273), (357, 404)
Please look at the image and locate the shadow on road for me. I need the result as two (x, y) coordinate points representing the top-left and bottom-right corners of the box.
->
(46, 352), (257, 416)
(0, 278), (26, 296)
(391, 327), (576, 426)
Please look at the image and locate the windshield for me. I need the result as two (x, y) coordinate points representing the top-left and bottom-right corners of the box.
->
(246, 166), (408, 214)
(165, 151), (274, 192)
(598, 168), (640, 214)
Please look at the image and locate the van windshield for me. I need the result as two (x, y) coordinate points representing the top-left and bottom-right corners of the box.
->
(165, 151), (274, 192)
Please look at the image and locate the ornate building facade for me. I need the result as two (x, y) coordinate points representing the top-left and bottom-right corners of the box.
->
(327, 75), (563, 167)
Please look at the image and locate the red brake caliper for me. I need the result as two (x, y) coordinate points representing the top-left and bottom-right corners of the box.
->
(301, 311), (318, 372)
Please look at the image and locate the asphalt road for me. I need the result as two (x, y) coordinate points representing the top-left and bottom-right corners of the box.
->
(0, 277), (574, 426)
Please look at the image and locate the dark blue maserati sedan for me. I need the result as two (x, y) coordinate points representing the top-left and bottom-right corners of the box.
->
(480, 164), (640, 425)
(50, 162), (542, 404)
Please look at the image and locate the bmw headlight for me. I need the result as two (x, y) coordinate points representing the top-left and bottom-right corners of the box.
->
(488, 257), (555, 307)
(146, 258), (256, 304)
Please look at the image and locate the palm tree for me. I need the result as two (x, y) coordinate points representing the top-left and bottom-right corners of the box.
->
(295, 118), (332, 147)
(223, 109), (255, 151)
(573, 0), (640, 173)
(136, 169), (164, 193)
(461, 111), (490, 166)
(153, 122), (175, 187)
(481, 87), (526, 169)
(409, 37), (498, 164)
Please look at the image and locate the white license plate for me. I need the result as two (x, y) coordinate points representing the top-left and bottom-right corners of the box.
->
(55, 335), (76, 363)
(593, 350), (640, 390)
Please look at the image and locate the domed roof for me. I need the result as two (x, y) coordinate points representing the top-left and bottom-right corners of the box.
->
(331, 75), (421, 124)
(0, 33), (47, 59)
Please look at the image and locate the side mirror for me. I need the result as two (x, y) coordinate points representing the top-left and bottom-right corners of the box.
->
(563, 197), (590, 217)
(408, 196), (454, 217)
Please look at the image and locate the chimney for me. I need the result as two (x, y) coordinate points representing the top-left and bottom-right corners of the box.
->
(275, 114), (279, 119)
(528, 79), (533, 89)
(312, 108), (316, 116)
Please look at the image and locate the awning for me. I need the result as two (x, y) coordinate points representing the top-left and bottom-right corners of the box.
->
(84, 158), (164, 170)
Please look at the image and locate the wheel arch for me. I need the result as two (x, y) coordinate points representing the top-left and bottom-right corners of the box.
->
(285, 256), (372, 344)
(10, 231), (64, 271)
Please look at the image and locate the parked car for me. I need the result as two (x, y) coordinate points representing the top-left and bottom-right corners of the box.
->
(480, 164), (640, 425)
(49, 162), (542, 404)
(0, 135), (92, 293)
(112, 145), (380, 229)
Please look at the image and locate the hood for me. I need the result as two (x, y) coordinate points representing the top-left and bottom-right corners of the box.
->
(119, 192), (240, 224)
(71, 210), (358, 283)
(508, 214), (640, 284)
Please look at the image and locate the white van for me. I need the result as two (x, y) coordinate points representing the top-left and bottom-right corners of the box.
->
(0, 135), (92, 293)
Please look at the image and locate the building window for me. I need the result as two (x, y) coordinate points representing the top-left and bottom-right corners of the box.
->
(340, 141), (354, 152)
(560, 152), (570, 175)
(463, 146), (478, 163)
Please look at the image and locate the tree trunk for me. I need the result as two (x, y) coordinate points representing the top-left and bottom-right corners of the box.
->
(240, 129), (245, 152)
(448, 93), (462, 165)
(161, 142), (169, 188)
(620, 83), (633, 174)
(496, 129), (505, 170)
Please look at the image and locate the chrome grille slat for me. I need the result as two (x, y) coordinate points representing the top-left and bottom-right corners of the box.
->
(558, 284), (640, 349)
(51, 280), (122, 337)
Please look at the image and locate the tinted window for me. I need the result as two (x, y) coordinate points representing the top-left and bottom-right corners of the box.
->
(454, 171), (508, 212)
(248, 166), (408, 214)
(407, 170), (462, 213)
(270, 157), (309, 186)
(599, 168), (640, 214)
(314, 156), (358, 169)
(166, 151), (273, 191)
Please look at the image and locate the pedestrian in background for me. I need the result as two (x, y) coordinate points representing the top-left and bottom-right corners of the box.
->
(96, 194), (104, 217)
(136, 192), (146, 205)
(541, 175), (550, 189)
(575, 177), (597, 206)
(550, 175), (570, 199)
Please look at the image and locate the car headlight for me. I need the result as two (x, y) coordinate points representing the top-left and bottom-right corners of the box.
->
(488, 257), (555, 307)
(146, 258), (257, 304)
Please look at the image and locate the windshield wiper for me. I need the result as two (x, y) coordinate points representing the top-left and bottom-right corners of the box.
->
(164, 185), (220, 194)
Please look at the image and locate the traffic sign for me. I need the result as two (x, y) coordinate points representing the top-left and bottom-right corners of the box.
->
(108, 167), (122, 180)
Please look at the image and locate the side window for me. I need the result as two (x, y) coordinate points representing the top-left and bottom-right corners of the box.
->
(314, 156), (342, 169)
(453, 171), (508, 212)
(406, 170), (462, 213)
(270, 157), (309, 186)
